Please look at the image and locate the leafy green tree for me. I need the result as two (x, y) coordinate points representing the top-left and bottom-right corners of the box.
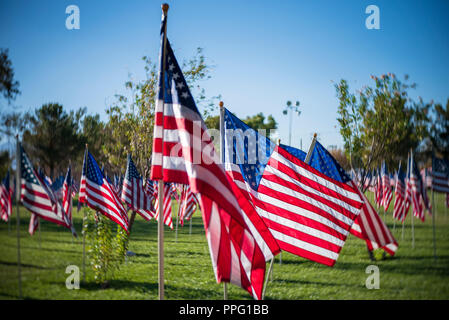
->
(0, 48), (20, 104)
(335, 73), (430, 190)
(0, 150), (10, 178)
(22, 103), (86, 178)
(430, 99), (449, 159)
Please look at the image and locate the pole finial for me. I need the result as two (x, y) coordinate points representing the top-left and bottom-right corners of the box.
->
(313, 133), (317, 138)
(277, 138), (281, 145)
(162, 3), (169, 14)
(219, 101), (224, 108)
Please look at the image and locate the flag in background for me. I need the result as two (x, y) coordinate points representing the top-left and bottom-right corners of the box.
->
(381, 161), (393, 211)
(121, 154), (155, 221)
(375, 168), (383, 208)
(149, 11), (277, 299)
(432, 155), (449, 193)
(393, 162), (407, 221)
(0, 171), (12, 222)
(410, 152), (430, 221)
(224, 109), (363, 267)
(177, 184), (198, 225)
(28, 213), (39, 236)
(62, 166), (73, 224)
(153, 183), (174, 229)
(20, 144), (72, 231)
(81, 148), (129, 231)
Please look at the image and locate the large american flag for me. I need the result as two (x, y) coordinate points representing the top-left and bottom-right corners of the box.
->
(121, 154), (155, 221)
(283, 141), (397, 256)
(0, 171), (12, 222)
(432, 155), (449, 193)
(20, 144), (72, 231)
(150, 12), (278, 299)
(62, 166), (73, 224)
(79, 149), (129, 231)
(393, 163), (407, 221)
(381, 161), (392, 211)
(224, 110), (363, 267)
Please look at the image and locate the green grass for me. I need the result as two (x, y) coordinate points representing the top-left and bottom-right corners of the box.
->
(1, 192), (449, 300)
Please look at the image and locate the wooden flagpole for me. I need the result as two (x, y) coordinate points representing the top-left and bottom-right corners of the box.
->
(277, 138), (283, 266)
(157, 3), (170, 301)
(82, 145), (88, 282)
(15, 136), (22, 299)
(219, 100), (228, 300)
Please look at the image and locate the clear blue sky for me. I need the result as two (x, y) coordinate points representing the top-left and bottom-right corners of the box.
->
(1, 0), (448, 151)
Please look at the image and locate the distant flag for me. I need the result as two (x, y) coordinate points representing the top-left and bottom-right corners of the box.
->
(224, 109), (363, 267)
(153, 183), (174, 229)
(62, 166), (73, 224)
(144, 178), (155, 199)
(177, 184), (198, 225)
(410, 151), (430, 221)
(28, 213), (39, 236)
(51, 175), (65, 201)
(431, 155), (449, 193)
(0, 171), (12, 222)
(121, 154), (155, 221)
(374, 168), (383, 208)
(393, 162), (407, 221)
(80, 148), (129, 231)
(79, 149), (87, 205)
(19, 144), (73, 232)
(150, 11), (278, 299)
(171, 183), (180, 203)
(381, 161), (393, 211)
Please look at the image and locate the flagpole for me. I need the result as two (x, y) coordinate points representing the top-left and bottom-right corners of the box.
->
(304, 133), (317, 164)
(219, 100), (229, 300)
(431, 153), (437, 261)
(157, 3), (170, 301)
(277, 138), (283, 266)
(82, 144), (88, 283)
(15, 136), (22, 299)
(410, 150), (415, 249)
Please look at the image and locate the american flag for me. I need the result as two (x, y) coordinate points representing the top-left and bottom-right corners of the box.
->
(432, 155), (449, 193)
(144, 178), (155, 199)
(381, 161), (392, 211)
(393, 163), (407, 221)
(121, 154), (155, 221)
(28, 213), (39, 235)
(20, 144), (72, 231)
(285, 141), (397, 256)
(410, 152), (430, 221)
(0, 171), (12, 222)
(62, 166), (73, 224)
(51, 175), (65, 201)
(177, 184), (198, 225)
(374, 169), (383, 208)
(150, 12), (278, 299)
(153, 182), (174, 229)
(79, 148), (129, 231)
(224, 110), (363, 267)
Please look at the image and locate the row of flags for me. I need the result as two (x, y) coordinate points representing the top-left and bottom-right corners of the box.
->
(2, 7), (449, 300)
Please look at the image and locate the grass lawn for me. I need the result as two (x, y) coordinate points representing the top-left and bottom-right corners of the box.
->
(0, 192), (448, 300)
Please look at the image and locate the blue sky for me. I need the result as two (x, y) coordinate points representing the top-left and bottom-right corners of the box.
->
(1, 0), (448, 151)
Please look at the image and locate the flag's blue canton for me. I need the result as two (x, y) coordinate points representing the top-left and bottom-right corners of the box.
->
(20, 147), (39, 184)
(224, 109), (275, 191)
(126, 155), (142, 181)
(433, 156), (449, 176)
(51, 175), (64, 192)
(86, 152), (104, 186)
(381, 161), (389, 176)
(157, 38), (199, 114)
(397, 163), (406, 183)
(309, 141), (351, 183)
(65, 167), (72, 187)
(280, 144), (306, 161)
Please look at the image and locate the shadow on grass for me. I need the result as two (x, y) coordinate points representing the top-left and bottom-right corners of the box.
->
(0, 260), (47, 270)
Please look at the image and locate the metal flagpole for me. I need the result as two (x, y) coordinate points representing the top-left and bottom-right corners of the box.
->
(15, 136), (22, 299)
(410, 150), (415, 249)
(262, 257), (274, 300)
(219, 101), (228, 300)
(157, 3), (170, 301)
(431, 153), (437, 260)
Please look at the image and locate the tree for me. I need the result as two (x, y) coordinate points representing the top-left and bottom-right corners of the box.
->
(335, 73), (430, 191)
(0, 48), (20, 104)
(430, 99), (449, 159)
(22, 103), (86, 178)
